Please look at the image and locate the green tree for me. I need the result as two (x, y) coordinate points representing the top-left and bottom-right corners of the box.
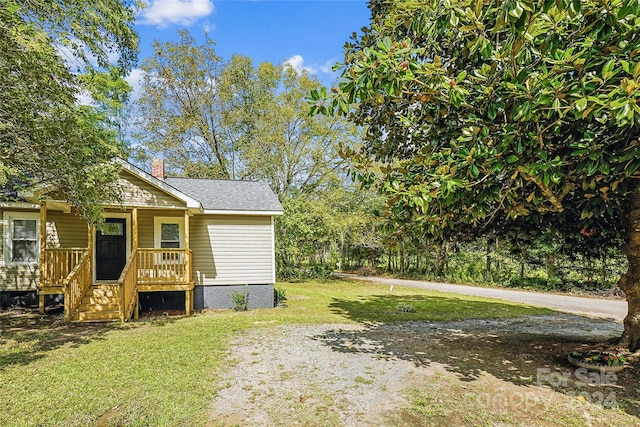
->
(313, 0), (640, 349)
(0, 1), (138, 221)
(242, 66), (359, 196)
(136, 31), (359, 193)
(136, 31), (235, 178)
(80, 67), (133, 143)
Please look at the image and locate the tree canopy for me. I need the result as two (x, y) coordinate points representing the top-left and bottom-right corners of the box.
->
(136, 30), (359, 196)
(312, 0), (640, 349)
(0, 1), (138, 221)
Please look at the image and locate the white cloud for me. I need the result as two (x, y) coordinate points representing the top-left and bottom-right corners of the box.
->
(140, 0), (215, 27)
(319, 59), (336, 74)
(202, 20), (215, 34)
(125, 68), (147, 102)
(284, 55), (317, 75)
(56, 38), (122, 70)
(76, 90), (95, 107)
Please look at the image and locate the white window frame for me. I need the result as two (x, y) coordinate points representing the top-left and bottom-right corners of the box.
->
(154, 217), (185, 249)
(154, 217), (185, 265)
(3, 212), (40, 265)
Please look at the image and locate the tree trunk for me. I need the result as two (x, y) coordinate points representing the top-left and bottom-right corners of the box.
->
(486, 239), (492, 274)
(618, 191), (640, 351)
(435, 240), (448, 277)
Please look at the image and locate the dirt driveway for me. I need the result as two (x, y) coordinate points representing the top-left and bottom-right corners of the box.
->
(208, 314), (639, 426)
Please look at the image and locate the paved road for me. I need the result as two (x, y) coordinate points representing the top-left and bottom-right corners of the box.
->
(339, 274), (628, 322)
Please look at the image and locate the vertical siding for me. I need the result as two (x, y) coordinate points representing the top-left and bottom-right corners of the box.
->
(191, 215), (275, 286)
(119, 172), (187, 208)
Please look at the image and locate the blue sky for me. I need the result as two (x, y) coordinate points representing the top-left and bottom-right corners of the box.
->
(129, 0), (372, 91)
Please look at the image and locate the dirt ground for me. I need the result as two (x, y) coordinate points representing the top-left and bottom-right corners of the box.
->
(208, 314), (640, 426)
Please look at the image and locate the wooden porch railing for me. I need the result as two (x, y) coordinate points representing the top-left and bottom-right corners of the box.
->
(118, 249), (138, 322)
(62, 250), (91, 321)
(43, 248), (87, 286)
(136, 248), (192, 285)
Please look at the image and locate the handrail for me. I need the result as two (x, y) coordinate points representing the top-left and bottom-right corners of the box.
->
(42, 248), (87, 287)
(62, 250), (91, 321)
(136, 248), (191, 285)
(118, 249), (138, 322)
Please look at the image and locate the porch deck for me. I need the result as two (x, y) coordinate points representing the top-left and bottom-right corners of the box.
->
(39, 247), (194, 322)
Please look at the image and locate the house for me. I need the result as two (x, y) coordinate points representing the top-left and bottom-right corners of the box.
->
(0, 158), (283, 321)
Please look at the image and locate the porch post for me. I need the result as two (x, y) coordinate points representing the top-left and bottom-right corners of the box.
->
(87, 223), (94, 285)
(132, 207), (139, 320)
(184, 211), (192, 316)
(132, 208), (138, 251)
(38, 202), (46, 314)
(184, 211), (190, 250)
(185, 289), (191, 316)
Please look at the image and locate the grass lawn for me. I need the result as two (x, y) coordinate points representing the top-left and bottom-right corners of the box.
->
(0, 280), (551, 426)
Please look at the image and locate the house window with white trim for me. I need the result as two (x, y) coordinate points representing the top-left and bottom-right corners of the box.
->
(4, 212), (40, 264)
(154, 217), (184, 249)
(154, 217), (185, 263)
(160, 223), (180, 249)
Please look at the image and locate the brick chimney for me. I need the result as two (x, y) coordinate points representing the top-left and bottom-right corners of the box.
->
(151, 159), (165, 180)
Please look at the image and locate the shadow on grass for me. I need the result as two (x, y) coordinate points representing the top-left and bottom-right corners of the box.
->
(0, 308), (180, 370)
(321, 294), (639, 419)
(328, 293), (551, 324)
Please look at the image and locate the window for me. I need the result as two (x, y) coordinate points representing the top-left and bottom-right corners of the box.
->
(4, 213), (40, 264)
(160, 223), (180, 249)
(101, 222), (124, 236)
(154, 217), (185, 264)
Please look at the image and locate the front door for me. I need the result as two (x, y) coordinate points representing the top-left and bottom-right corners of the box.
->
(96, 218), (127, 281)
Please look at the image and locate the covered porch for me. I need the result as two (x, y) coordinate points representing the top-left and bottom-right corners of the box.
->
(38, 204), (195, 322)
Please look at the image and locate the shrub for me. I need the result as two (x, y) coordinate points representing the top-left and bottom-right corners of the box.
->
(230, 286), (249, 311)
(276, 264), (334, 281)
(397, 303), (417, 313)
(274, 287), (287, 307)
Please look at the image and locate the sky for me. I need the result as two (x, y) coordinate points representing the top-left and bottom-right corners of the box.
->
(128, 0), (372, 93)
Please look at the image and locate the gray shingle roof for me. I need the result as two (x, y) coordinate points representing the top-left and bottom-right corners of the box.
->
(164, 177), (283, 213)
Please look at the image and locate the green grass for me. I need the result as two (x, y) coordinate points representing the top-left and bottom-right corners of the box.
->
(0, 280), (551, 426)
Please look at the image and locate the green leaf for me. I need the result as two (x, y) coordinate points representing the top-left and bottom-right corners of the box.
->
(570, 0), (581, 14)
(490, 162), (505, 173)
(487, 103), (498, 120)
(616, 103), (631, 122)
(575, 97), (587, 112)
(506, 155), (519, 164)
(625, 161), (640, 176)
(602, 59), (615, 74)
(509, 2), (524, 18)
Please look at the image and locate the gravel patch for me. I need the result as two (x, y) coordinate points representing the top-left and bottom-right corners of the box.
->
(207, 314), (625, 426)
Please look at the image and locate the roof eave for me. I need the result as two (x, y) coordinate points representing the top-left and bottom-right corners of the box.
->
(202, 209), (284, 216)
(115, 158), (203, 211)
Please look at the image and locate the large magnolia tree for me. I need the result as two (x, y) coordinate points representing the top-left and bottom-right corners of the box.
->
(312, 0), (640, 349)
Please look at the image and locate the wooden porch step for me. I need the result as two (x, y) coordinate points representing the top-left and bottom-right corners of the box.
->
(75, 311), (120, 322)
(87, 285), (120, 298)
(82, 295), (118, 305)
(74, 283), (122, 323)
(79, 302), (120, 312)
